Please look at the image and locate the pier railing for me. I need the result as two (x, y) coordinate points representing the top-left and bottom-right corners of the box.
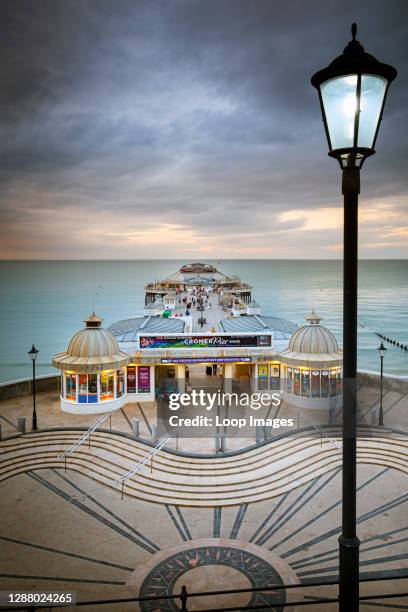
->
(297, 408), (342, 450)
(2, 574), (407, 610)
(114, 435), (170, 499)
(57, 409), (119, 469)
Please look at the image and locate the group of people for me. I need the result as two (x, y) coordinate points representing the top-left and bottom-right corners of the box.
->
(205, 363), (218, 376)
(176, 287), (211, 317)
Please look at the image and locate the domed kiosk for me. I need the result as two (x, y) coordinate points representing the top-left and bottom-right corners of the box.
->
(52, 313), (131, 414)
(279, 310), (343, 409)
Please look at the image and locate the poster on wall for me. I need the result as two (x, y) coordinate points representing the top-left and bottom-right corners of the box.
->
(137, 366), (151, 393)
(270, 364), (280, 389)
(127, 366), (136, 393)
(258, 364), (269, 390)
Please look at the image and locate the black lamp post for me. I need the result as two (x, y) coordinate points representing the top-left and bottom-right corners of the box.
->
(311, 24), (396, 612)
(378, 342), (387, 426)
(28, 344), (39, 431)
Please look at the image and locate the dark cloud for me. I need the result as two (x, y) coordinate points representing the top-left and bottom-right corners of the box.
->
(0, 0), (407, 257)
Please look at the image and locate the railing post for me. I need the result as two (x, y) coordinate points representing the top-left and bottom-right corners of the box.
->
(121, 481), (124, 501)
(321, 431), (323, 447)
(297, 412), (300, 429)
(180, 585), (188, 611)
(88, 432), (91, 450)
(110, 415), (112, 430)
(64, 456), (67, 473)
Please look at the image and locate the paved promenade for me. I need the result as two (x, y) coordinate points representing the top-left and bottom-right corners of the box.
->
(0, 385), (407, 609)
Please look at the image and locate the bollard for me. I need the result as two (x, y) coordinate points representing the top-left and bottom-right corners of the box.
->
(132, 418), (140, 438)
(151, 425), (158, 444)
(17, 416), (26, 434)
(215, 433), (221, 453)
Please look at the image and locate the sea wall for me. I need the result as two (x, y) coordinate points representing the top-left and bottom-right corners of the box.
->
(0, 374), (60, 401)
(357, 370), (408, 393)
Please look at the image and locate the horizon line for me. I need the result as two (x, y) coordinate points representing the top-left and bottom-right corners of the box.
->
(0, 258), (407, 262)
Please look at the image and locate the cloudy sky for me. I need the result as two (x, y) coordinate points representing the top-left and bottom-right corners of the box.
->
(0, 0), (407, 259)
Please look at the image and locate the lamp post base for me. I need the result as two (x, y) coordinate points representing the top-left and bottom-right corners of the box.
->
(339, 534), (360, 611)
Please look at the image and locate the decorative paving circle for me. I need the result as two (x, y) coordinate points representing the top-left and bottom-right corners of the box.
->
(138, 544), (286, 611)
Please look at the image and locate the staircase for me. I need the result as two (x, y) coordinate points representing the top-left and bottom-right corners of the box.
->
(0, 428), (407, 507)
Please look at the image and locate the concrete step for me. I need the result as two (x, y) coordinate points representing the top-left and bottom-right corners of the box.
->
(1, 431), (407, 506)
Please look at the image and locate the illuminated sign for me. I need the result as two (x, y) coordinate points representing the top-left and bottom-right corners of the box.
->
(161, 356), (252, 364)
(139, 335), (271, 349)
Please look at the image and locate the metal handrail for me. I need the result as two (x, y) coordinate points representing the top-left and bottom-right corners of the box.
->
(297, 408), (341, 450)
(57, 409), (119, 461)
(114, 435), (169, 499)
(1, 574), (407, 610)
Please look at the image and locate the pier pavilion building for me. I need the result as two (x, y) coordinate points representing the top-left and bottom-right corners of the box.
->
(53, 264), (343, 413)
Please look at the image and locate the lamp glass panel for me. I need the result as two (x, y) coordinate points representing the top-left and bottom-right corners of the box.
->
(358, 75), (387, 148)
(320, 75), (358, 150)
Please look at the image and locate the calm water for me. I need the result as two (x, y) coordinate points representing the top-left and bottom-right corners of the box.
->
(0, 260), (407, 382)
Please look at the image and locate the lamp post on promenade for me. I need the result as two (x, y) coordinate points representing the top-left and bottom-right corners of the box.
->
(311, 23), (396, 612)
(378, 341), (387, 426)
(28, 344), (39, 431)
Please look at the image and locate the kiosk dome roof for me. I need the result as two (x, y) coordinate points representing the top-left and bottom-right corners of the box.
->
(52, 313), (130, 373)
(279, 309), (342, 367)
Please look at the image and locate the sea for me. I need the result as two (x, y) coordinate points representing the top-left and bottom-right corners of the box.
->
(0, 260), (407, 383)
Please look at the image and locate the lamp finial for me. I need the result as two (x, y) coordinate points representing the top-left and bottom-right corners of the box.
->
(351, 23), (357, 41)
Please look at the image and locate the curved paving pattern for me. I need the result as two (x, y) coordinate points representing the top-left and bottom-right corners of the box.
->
(1, 428), (407, 506)
(0, 464), (407, 609)
(134, 541), (289, 611)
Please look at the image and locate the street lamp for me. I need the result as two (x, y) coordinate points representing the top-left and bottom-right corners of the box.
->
(311, 23), (396, 612)
(28, 344), (39, 431)
(378, 341), (387, 426)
